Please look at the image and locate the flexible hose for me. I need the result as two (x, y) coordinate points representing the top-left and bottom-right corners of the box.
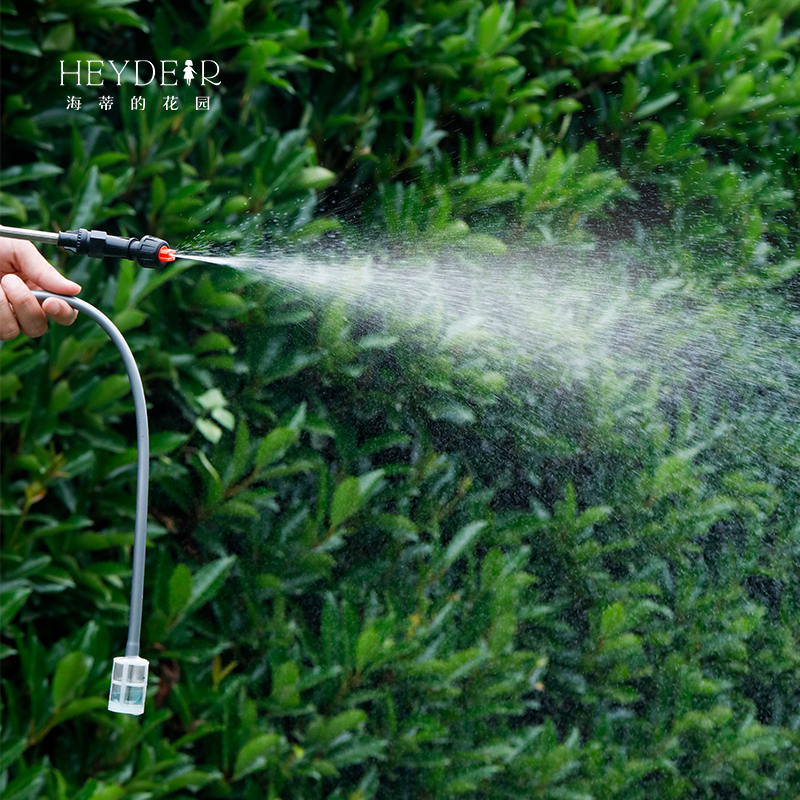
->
(32, 291), (149, 658)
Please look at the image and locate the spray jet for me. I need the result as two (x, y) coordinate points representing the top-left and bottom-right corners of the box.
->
(0, 224), (177, 267)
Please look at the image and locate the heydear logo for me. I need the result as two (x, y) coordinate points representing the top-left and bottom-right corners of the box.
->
(60, 59), (221, 86)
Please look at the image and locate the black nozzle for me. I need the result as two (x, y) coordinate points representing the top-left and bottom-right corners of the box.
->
(57, 229), (176, 268)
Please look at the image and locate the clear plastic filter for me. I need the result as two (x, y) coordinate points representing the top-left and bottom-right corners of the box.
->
(108, 656), (149, 715)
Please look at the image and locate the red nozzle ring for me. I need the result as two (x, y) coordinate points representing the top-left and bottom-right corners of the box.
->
(158, 246), (176, 263)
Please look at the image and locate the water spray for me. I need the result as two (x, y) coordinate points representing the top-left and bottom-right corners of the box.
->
(1, 226), (159, 715)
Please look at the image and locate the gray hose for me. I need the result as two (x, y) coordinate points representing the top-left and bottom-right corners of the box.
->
(32, 291), (149, 658)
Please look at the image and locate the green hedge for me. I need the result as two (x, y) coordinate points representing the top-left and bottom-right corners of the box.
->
(2, 1), (800, 798)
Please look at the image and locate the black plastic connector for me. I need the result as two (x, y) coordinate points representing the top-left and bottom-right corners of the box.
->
(57, 229), (175, 269)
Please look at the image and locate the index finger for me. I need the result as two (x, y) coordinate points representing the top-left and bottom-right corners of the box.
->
(5, 240), (82, 295)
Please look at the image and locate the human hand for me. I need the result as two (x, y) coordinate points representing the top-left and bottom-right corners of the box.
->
(0, 237), (82, 341)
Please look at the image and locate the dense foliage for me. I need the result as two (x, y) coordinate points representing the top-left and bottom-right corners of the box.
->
(2, 0), (800, 797)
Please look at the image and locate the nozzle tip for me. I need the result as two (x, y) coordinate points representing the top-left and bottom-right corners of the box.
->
(158, 246), (176, 264)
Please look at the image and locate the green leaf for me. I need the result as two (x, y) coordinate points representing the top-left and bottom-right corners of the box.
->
(162, 770), (220, 793)
(112, 308), (147, 332)
(633, 91), (679, 120)
(424, 399), (476, 424)
(86, 375), (130, 410)
(256, 427), (298, 469)
(355, 627), (381, 672)
(193, 332), (234, 353)
(222, 194), (250, 215)
(0, 586), (32, 627)
(0, 373), (22, 401)
(169, 563), (193, 617)
(477, 3), (503, 55)
(325, 469), (384, 531)
(286, 217), (341, 244)
(444, 521), (486, 568)
(49, 697), (106, 726)
(197, 418), (223, 444)
(650, 453), (698, 501)
(271, 661), (300, 707)
(576, 505), (613, 528)
(42, 23), (75, 52)
(0, 163), (63, 188)
(624, 39), (672, 62)
(52, 652), (90, 708)
(209, 0), (244, 39)
(358, 468), (384, 499)
(71, 165), (103, 230)
(601, 602), (627, 639)
(151, 175), (166, 211)
(84, 784), (123, 800)
(489, 611), (516, 654)
(1, 761), (48, 800)
(233, 733), (282, 781)
(289, 166), (336, 190)
(197, 388), (227, 410)
(211, 407), (235, 430)
(229, 418), (251, 484)
(183, 555), (236, 616)
(0, 644), (18, 660)
(463, 233), (507, 255)
(0, 26), (41, 56)
(0, 736), (27, 772)
(150, 431), (189, 455)
(330, 477), (361, 529)
(311, 710), (367, 744)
